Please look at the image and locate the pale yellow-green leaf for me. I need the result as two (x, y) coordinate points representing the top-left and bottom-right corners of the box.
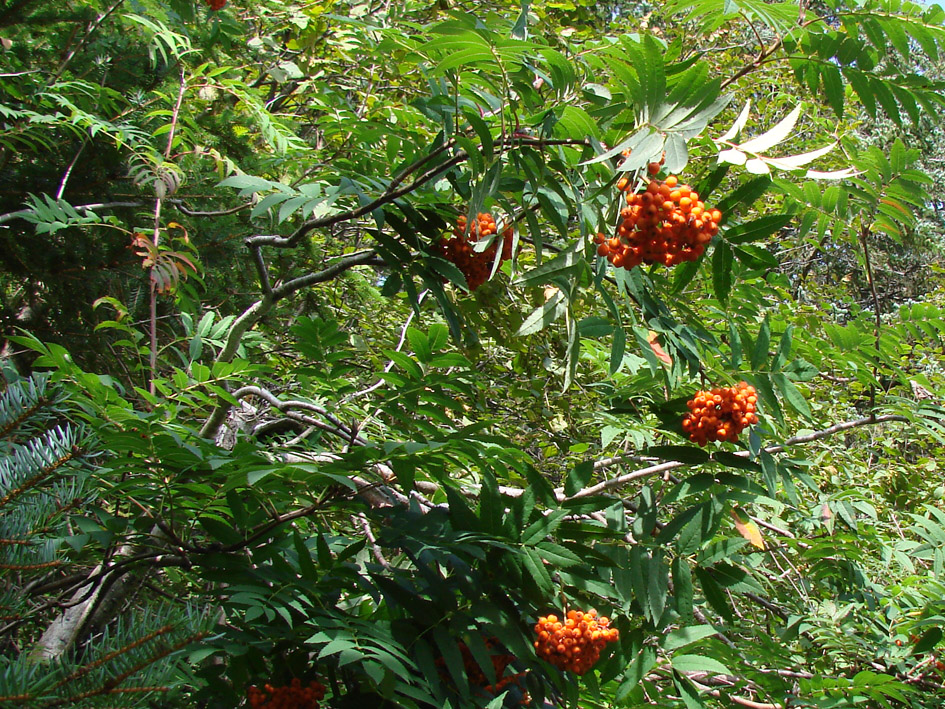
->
(717, 148), (747, 166)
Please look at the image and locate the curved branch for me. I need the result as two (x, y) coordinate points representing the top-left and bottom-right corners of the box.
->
(245, 137), (589, 250)
(272, 250), (383, 299)
(518, 413), (911, 501)
(199, 249), (382, 439)
(167, 199), (253, 217)
(232, 385), (368, 445)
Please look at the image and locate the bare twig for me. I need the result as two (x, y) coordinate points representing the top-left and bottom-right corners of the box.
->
(249, 245), (272, 296)
(55, 142), (87, 200)
(148, 70), (187, 396)
(344, 309), (416, 403)
(502, 413), (911, 501)
(168, 199), (252, 217)
(859, 223), (883, 416)
(355, 513), (390, 569)
(50, 0), (126, 82)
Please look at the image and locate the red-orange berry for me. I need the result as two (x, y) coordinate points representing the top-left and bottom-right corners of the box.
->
(534, 609), (619, 674)
(248, 679), (325, 709)
(598, 175), (720, 272)
(438, 212), (516, 290)
(683, 381), (759, 446)
(434, 637), (528, 700)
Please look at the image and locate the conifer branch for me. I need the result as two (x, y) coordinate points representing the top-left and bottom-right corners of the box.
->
(52, 624), (176, 689)
(0, 447), (77, 509)
(58, 631), (208, 705)
(106, 685), (171, 695)
(0, 693), (33, 703)
(0, 396), (46, 439)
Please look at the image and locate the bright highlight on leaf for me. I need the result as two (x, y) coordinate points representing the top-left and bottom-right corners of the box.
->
(715, 104), (854, 179)
(738, 105), (802, 153)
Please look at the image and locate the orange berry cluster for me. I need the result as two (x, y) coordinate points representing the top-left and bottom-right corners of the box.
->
(435, 638), (528, 701)
(683, 381), (759, 445)
(533, 609), (619, 675)
(206, 0), (226, 9)
(594, 169), (721, 269)
(247, 679), (325, 709)
(438, 212), (514, 290)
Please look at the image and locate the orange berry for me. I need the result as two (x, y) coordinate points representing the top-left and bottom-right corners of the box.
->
(683, 383), (759, 447)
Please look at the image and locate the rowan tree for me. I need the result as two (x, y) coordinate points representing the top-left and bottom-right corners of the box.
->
(3, 0), (945, 707)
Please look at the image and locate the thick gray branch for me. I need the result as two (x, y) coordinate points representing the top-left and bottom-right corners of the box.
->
(200, 249), (381, 440)
(30, 544), (135, 663)
(233, 385), (368, 445)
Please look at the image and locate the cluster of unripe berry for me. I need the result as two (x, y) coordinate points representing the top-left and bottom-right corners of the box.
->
(533, 609), (619, 675)
(434, 637), (529, 702)
(247, 679), (325, 709)
(683, 381), (759, 446)
(437, 212), (514, 290)
(594, 162), (721, 269)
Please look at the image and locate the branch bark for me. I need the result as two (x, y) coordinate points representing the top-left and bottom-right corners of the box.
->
(30, 544), (135, 663)
(199, 249), (381, 439)
(244, 137), (589, 250)
(499, 413), (911, 501)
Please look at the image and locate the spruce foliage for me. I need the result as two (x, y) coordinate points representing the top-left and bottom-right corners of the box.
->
(0, 371), (206, 707)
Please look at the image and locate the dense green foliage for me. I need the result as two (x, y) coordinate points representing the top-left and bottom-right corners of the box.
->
(5, 0), (945, 707)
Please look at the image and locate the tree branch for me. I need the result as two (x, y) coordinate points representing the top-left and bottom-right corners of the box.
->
(244, 137), (589, 250)
(199, 249), (383, 439)
(148, 70), (187, 396)
(249, 245), (272, 296)
(167, 199), (252, 217)
(50, 0), (126, 83)
(859, 223), (883, 415)
(506, 413), (912, 501)
(232, 385), (368, 445)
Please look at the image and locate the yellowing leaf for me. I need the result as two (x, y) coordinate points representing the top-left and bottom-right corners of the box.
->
(647, 331), (673, 366)
(731, 508), (765, 550)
